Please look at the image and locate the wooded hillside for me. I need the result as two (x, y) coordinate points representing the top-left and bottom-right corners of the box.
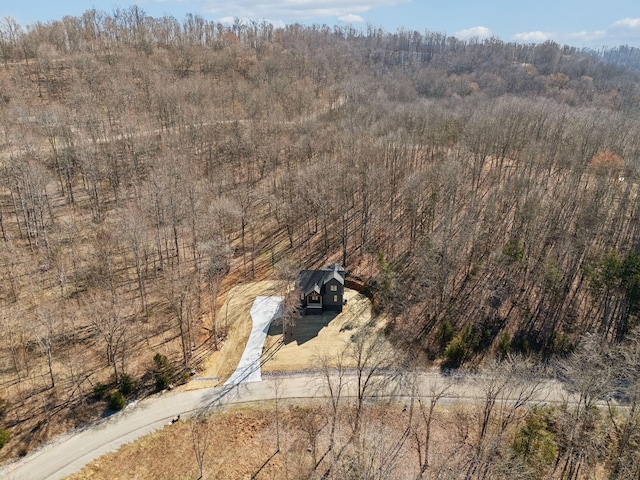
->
(1, 7), (640, 460)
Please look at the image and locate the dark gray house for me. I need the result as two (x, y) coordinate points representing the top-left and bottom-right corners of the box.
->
(297, 263), (346, 314)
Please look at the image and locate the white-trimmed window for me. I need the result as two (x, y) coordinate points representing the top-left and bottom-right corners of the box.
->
(333, 295), (338, 302)
(330, 284), (338, 292)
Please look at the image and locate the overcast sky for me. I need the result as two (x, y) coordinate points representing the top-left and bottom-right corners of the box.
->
(3, 0), (639, 48)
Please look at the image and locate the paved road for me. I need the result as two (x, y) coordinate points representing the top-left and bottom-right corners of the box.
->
(0, 370), (570, 480)
(0, 377), (309, 480)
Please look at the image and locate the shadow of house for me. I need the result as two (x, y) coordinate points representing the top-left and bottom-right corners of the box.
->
(270, 310), (338, 345)
(296, 263), (346, 315)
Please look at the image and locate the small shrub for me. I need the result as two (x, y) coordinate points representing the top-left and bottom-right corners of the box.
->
(180, 370), (192, 385)
(155, 374), (171, 391)
(0, 428), (10, 449)
(444, 335), (468, 368)
(109, 391), (126, 411)
(118, 374), (135, 396)
(512, 407), (558, 478)
(443, 325), (478, 368)
(497, 332), (511, 358)
(93, 382), (107, 400)
(503, 238), (524, 263)
(153, 353), (168, 370)
(551, 332), (572, 356)
(512, 335), (531, 355)
(438, 320), (455, 352)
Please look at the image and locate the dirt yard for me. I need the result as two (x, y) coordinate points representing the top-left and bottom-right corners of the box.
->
(192, 282), (377, 388)
(262, 288), (378, 372)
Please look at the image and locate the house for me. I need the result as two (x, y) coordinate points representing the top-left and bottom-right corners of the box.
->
(296, 263), (346, 314)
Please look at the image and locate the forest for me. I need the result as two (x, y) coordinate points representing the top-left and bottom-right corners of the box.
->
(1, 6), (640, 474)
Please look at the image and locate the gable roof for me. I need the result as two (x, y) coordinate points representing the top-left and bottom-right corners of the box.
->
(297, 264), (345, 296)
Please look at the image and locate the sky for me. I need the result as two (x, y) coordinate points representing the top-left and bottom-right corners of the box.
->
(2, 0), (639, 49)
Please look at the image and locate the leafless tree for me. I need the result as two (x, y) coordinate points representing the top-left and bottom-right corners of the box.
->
(555, 334), (613, 480)
(201, 237), (232, 347)
(465, 355), (546, 480)
(190, 414), (212, 480)
(86, 293), (126, 382)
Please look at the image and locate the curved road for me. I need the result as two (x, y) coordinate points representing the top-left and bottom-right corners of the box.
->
(0, 370), (569, 480)
(1, 376), (316, 480)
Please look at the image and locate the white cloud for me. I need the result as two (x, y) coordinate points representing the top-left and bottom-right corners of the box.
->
(339, 14), (365, 23)
(513, 18), (640, 46)
(611, 17), (640, 30)
(200, 0), (410, 22)
(455, 26), (491, 40)
(566, 30), (606, 43)
(605, 17), (640, 42)
(217, 16), (287, 28)
(512, 31), (555, 43)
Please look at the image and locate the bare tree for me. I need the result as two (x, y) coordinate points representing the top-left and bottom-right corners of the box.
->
(119, 203), (151, 313)
(86, 293), (126, 382)
(314, 349), (347, 472)
(347, 329), (399, 438)
(201, 237), (232, 347)
(605, 329), (640, 480)
(551, 336), (613, 480)
(190, 414), (212, 480)
(164, 264), (198, 367)
(407, 370), (453, 479)
(315, 329), (399, 478)
(34, 302), (61, 389)
(466, 355), (546, 480)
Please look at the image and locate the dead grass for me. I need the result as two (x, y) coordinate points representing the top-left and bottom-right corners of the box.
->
(66, 407), (278, 480)
(68, 400), (543, 480)
(65, 403), (415, 480)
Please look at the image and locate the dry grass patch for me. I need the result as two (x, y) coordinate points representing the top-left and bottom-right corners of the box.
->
(67, 407), (280, 480)
(66, 401), (492, 480)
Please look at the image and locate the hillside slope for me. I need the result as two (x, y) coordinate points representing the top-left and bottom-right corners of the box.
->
(1, 8), (640, 462)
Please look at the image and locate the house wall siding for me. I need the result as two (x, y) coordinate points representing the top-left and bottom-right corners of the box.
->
(322, 278), (344, 312)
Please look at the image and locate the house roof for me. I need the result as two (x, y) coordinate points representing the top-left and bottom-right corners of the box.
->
(297, 264), (345, 296)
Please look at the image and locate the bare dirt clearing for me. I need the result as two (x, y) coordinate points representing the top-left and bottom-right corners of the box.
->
(263, 288), (379, 371)
(194, 283), (377, 385)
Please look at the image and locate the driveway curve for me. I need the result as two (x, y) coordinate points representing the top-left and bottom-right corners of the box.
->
(225, 296), (283, 385)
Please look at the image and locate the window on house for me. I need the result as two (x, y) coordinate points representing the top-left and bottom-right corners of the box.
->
(333, 295), (338, 303)
(330, 285), (338, 291)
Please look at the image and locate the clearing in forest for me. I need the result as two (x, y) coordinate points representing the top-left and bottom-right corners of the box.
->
(262, 288), (376, 372)
(195, 283), (375, 387)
